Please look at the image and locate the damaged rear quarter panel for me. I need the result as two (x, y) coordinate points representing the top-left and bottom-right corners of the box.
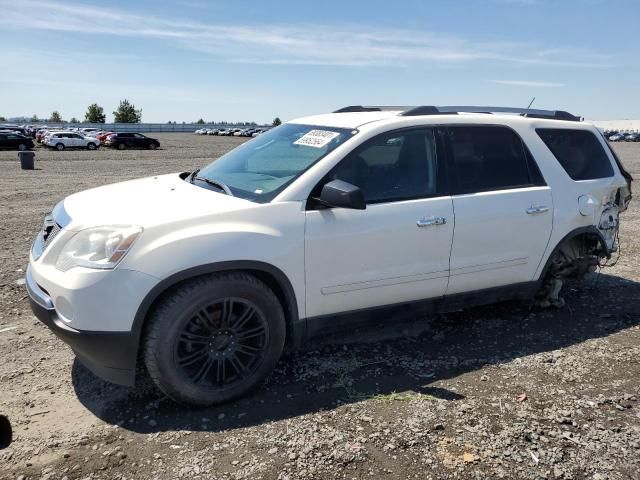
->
(518, 123), (628, 280)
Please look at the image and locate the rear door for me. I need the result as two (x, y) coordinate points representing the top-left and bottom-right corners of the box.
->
(304, 127), (454, 319)
(444, 125), (553, 295)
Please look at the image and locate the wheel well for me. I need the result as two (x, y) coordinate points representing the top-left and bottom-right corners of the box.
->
(135, 266), (300, 356)
(539, 229), (608, 283)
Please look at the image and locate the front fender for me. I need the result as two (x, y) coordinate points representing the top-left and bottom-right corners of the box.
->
(120, 201), (306, 332)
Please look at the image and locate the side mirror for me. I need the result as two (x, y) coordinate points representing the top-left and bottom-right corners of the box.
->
(318, 179), (366, 210)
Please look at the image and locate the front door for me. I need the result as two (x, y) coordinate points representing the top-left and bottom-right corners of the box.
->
(304, 127), (454, 320)
(443, 125), (554, 295)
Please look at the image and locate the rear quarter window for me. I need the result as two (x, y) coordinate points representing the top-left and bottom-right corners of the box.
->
(536, 128), (613, 180)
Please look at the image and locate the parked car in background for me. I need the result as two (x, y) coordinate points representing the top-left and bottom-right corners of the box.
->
(623, 132), (640, 142)
(207, 129), (219, 135)
(37, 128), (63, 143)
(216, 128), (229, 136)
(0, 132), (34, 150)
(608, 132), (626, 142)
(95, 131), (113, 144)
(603, 130), (619, 140)
(104, 132), (160, 150)
(238, 128), (257, 137)
(45, 132), (100, 151)
(0, 125), (28, 136)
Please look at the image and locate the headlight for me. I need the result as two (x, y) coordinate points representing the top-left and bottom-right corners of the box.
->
(55, 226), (142, 272)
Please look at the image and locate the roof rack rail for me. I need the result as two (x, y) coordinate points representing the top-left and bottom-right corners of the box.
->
(333, 105), (409, 113)
(400, 105), (582, 122)
(332, 105), (582, 121)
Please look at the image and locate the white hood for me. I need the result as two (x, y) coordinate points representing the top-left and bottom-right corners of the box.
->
(57, 173), (254, 231)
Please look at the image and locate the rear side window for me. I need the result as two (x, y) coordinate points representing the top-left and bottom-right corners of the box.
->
(537, 128), (613, 180)
(447, 126), (541, 194)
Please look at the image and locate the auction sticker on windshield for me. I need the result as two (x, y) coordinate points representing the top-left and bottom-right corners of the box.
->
(293, 130), (341, 148)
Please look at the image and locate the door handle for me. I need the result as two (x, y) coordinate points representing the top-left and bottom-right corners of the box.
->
(417, 216), (446, 227)
(526, 206), (549, 215)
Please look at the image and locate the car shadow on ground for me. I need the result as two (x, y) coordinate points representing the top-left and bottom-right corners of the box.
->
(72, 272), (639, 434)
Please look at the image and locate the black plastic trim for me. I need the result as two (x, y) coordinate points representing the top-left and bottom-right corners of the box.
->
(28, 296), (138, 386)
(304, 282), (537, 339)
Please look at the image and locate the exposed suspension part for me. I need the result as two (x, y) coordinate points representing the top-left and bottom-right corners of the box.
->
(536, 234), (604, 308)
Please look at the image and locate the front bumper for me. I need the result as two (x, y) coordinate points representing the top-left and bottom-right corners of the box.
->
(25, 266), (138, 386)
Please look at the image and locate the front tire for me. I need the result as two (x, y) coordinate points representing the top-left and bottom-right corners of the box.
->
(143, 273), (286, 406)
(148, 142), (158, 150)
(87, 142), (97, 150)
(18, 143), (27, 151)
(55, 143), (65, 151)
(117, 143), (126, 150)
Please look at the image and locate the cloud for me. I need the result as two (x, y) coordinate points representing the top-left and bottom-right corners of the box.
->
(0, 0), (612, 68)
(488, 80), (566, 88)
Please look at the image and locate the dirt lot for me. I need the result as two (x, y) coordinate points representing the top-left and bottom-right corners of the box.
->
(1, 134), (639, 480)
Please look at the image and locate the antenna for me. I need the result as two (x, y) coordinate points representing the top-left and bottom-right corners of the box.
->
(527, 97), (536, 109)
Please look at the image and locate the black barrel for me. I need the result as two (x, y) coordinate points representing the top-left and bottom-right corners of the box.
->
(19, 151), (35, 170)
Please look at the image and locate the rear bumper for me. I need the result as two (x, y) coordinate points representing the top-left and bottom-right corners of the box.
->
(26, 266), (138, 386)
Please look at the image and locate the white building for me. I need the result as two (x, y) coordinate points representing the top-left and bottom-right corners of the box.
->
(589, 119), (640, 132)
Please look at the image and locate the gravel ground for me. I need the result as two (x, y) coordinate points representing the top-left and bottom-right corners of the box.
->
(1, 134), (639, 480)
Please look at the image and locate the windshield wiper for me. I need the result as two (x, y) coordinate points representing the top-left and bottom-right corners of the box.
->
(193, 175), (234, 196)
(189, 168), (200, 183)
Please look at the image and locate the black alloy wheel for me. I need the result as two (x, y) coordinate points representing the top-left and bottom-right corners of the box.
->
(174, 298), (268, 388)
(143, 273), (286, 406)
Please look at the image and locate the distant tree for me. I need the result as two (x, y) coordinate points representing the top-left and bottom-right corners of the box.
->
(30, 114), (39, 122)
(272, 117), (282, 127)
(50, 111), (63, 123)
(69, 117), (79, 124)
(85, 103), (106, 123)
(113, 99), (142, 123)
(196, 118), (205, 125)
(0, 116), (5, 122)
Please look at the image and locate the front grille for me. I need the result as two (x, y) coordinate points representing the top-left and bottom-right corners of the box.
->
(43, 223), (61, 249)
(42, 215), (62, 250)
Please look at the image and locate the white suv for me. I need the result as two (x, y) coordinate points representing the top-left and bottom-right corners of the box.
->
(46, 131), (100, 150)
(26, 105), (632, 406)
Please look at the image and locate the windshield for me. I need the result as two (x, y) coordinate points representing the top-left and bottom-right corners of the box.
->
(195, 123), (355, 202)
